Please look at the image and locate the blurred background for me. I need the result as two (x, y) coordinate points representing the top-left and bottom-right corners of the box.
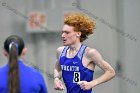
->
(0, 0), (140, 93)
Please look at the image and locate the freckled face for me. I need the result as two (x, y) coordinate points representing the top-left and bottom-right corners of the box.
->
(62, 25), (80, 46)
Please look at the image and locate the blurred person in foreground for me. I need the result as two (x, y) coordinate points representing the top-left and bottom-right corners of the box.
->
(0, 35), (48, 93)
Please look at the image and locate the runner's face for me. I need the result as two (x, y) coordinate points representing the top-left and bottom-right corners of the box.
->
(62, 25), (80, 46)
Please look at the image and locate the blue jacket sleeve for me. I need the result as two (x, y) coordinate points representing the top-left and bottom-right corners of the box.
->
(39, 73), (48, 93)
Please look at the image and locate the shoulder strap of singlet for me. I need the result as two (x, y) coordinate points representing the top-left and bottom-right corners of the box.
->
(77, 44), (87, 60)
(60, 46), (69, 57)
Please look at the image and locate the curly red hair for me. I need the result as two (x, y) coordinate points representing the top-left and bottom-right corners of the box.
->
(64, 13), (96, 42)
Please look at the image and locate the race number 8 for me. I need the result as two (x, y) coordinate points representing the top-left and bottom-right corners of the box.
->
(73, 72), (80, 83)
